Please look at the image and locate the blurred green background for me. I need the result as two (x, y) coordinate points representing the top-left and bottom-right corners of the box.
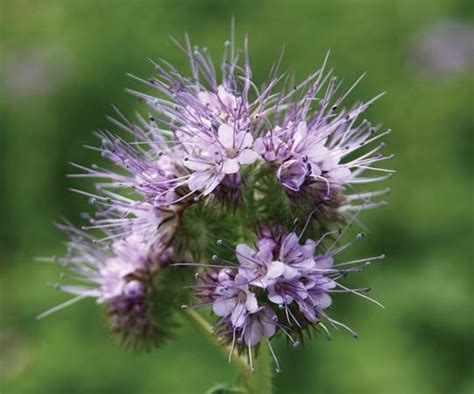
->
(1, 1), (473, 393)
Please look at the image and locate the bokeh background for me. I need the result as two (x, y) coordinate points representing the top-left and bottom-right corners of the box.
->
(1, 1), (473, 393)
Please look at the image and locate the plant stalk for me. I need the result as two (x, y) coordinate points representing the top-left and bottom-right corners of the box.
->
(181, 308), (273, 394)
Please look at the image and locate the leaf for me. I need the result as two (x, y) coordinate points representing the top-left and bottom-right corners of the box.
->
(206, 384), (246, 394)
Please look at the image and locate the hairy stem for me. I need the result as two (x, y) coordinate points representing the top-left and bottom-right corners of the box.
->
(181, 308), (249, 375)
(244, 342), (273, 394)
(181, 308), (273, 394)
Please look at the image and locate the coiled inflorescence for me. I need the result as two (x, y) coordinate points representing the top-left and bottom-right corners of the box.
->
(42, 28), (392, 366)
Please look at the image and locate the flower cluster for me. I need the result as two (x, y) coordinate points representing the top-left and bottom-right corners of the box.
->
(191, 229), (384, 371)
(43, 30), (391, 368)
(39, 221), (174, 349)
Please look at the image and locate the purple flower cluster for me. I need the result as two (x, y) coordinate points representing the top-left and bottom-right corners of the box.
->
(39, 221), (173, 348)
(193, 229), (382, 371)
(43, 28), (391, 366)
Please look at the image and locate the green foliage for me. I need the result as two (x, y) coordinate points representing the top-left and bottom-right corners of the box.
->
(243, 165), (294, 230)
(174, 201), (245, 262)
(206, 384), (246, 394)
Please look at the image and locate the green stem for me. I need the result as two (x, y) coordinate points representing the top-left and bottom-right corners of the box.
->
(244, 341), (273, 394)
(181, 308), (249, 375)
(181, 308), (273, 394)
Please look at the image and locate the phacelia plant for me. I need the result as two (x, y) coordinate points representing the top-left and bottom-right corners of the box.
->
(41, 25), (392, 391)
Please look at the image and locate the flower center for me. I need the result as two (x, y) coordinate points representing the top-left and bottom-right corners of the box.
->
(226, 148), (239, 159)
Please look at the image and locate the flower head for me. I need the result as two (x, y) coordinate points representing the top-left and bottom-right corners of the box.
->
(41, 222), (175, 349)
(192, 227), (385, 371)
(43, 29), (391, 371)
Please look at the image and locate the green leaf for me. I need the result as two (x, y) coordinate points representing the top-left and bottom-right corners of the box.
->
(206, 384), (246, 394)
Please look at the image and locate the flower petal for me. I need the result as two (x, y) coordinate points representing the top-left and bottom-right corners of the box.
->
(242, 132), (254, 148)
(218, 124), (235, 149)
(236, 244), (257, 267)
(231, 302), (247, 327)
(266, 260), (285, 279)
(314, 255), (334, 269)
(188, 171), (211, 191)
(183, 158), (211, 171)
(237, 149), (259, 165)
(245, 292), (259, 313)
(329, 166), (351, 183)
(244, 318), (264, 346)
(222, 158), (240, 174)
(213, 296), (237, 317)
(312, 292), (332, 309)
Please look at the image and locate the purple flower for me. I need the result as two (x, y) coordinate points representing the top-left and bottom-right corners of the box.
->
(277, 158), (309, 191)
(183, 123), (258, 195)
(279, 233), (317, 279)
(44, 30), (390, 369)
(235, 243), (285, 288)
(193, 225), (384, 369)
(212, 270), (259, 327)
(40, 221), (175, 348)
(242, 307), (277, 346)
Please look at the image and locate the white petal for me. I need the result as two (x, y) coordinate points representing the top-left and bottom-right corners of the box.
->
(294, 121), (308, 145)
(244, 319), (264, 346)
(245, 293), (259, 313)
(217, 85), (237, 109)
(237, 149), (259, 165)
(253, 138), (265, 154)
(204, 172), (224, 195)
(310, 162), (322, 176)
(184, 158), (211, 171)
(329, 166), (351, 183)
(283, 265), (300, 280)
(197, 91), (214, 107)
(222, 158), (240, 174)
(314, 255), (334, 269)
(307, 144), (329, 163)
(267, 260), (285, 279)
(231, 302), (247, 327)
(261, 316), (277, 338)
(268, 292), (284, 304)
(213, 297), (237, 317)
(218, 124), (235, 149)
(321, 156), (338, 172)
(242, 132), (254, 148)
(188, 171), (211, 191)
(236, 244), (257, 267)
(312, 293), (332, 309)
